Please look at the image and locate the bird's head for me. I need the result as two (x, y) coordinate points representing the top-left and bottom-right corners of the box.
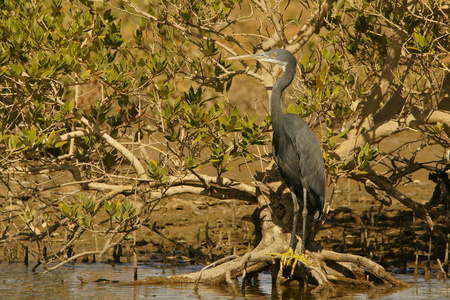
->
(227, 49), (295, 70)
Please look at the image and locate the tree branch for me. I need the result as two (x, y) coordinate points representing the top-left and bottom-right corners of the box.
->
(334, 106), (450, 162)
(362, 169), (435, 230)
(70, 109), (149, 180)
(357, 29), (407, 129)
(287, 0), (336, 52)
(373, 60), (414, 124)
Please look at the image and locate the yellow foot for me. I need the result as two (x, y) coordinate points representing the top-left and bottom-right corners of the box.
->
(268, 248), (310, 276)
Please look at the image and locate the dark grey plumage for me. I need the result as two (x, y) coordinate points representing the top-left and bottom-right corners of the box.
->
(228, 49), (325, 253)
(268, 49), (325, 220)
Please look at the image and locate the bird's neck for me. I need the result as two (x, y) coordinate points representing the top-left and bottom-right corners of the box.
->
(271, 62), (296, 126)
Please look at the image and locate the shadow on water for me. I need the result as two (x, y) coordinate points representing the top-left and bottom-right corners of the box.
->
(0, 263), (449, 299)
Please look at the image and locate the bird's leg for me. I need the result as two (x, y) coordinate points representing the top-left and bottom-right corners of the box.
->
(289, 192), (300, 249)
(268, 191), (310, 276)
(301, 187), (308, 253)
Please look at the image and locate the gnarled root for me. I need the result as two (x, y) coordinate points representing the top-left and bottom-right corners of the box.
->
(130, 229), (408, 294)
(130, 174), (408, 293)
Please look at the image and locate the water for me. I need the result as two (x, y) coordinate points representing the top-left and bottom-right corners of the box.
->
(0, 262), (449, 299)
(350, 275), (450, 300)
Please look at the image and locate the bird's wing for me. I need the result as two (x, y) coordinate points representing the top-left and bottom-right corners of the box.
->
(286, 114), (326, 214)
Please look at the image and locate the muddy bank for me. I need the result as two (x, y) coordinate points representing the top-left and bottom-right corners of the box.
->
(140, 178), (448, 273)
(1, 168), (448, 276)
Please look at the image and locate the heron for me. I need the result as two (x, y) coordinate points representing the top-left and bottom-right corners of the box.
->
(227, 49), (325, 273)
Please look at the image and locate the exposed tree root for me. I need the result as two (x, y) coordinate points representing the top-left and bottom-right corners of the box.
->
(131, 213), (407, 293)
(131, 167), (408, 293)
(131, 230), (407, 293)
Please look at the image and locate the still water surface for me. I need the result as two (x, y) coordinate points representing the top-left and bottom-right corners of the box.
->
(0, 262), (449, 299)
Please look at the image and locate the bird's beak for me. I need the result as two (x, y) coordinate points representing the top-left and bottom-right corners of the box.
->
(226, 53), (266, 61)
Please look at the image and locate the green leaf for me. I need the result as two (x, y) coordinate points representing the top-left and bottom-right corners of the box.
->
(201, 40), (218, 57)
(82, 214), (93, 227)
(186, 154), (199, 169)
(148, 159), (167, 181)
(80, 69), (91, 80)
(19, 205), (36, 224)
